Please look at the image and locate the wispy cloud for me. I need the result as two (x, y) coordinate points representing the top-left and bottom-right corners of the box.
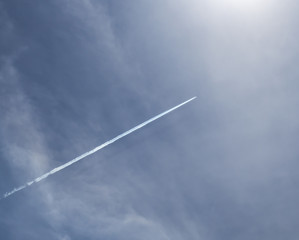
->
(2, 0), (299, 239)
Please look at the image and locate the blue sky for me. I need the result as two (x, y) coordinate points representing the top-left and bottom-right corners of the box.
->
(1, 0), (299, 239)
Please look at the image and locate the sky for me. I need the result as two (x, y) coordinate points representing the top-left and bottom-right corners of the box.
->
(1, 0), (299, 239)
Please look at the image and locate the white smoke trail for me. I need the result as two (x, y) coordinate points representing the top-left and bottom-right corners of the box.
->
(1, 97), (196, 200)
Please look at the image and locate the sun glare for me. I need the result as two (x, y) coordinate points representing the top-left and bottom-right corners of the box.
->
(204, 0), (275, 16)
(227, 0), (263, 8)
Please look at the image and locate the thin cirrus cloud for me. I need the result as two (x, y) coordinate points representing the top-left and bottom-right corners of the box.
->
(1, 0), (299, 239)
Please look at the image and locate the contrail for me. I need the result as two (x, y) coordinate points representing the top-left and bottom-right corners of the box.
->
(1, 97), (196, 200)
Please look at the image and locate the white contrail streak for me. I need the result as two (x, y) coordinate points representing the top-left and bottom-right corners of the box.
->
(1, 97), (196, 200)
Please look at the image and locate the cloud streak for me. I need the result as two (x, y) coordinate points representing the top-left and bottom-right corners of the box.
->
(1, 97), (196, 200)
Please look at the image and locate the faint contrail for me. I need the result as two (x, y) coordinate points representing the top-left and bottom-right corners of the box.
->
(1, 97), (196, 200)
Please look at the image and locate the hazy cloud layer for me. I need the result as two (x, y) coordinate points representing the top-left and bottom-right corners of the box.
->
(1, 0), (299, 239)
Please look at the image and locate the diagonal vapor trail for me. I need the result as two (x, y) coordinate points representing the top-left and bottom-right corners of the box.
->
(1, 97), (196, 200)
